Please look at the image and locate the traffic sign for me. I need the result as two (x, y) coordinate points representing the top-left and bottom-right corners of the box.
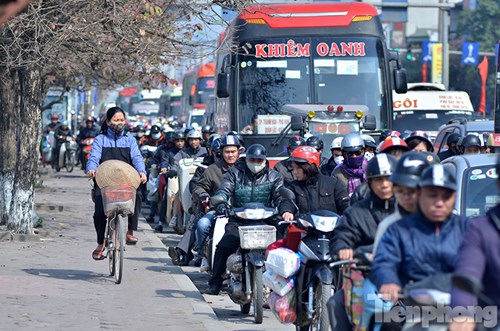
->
(421, 40), (434, 63)
(381, 0), (408, 23)
(461, 42), (479, 65)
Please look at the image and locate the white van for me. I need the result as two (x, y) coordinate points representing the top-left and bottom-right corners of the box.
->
(186, 108), (206, 129)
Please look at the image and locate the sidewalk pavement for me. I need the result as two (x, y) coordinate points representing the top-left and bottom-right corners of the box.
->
(0, 168), (228, 331)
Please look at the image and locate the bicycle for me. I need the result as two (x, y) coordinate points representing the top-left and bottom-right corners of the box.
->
(101, 184), (136, 284)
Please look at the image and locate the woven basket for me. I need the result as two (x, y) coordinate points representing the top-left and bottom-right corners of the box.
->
(95, 160), (141, 189)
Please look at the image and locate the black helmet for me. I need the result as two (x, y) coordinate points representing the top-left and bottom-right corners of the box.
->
(210, 137), (222, 157)
(201, 125), (216, 134)
(287, 136), (306, 151)
(389, 151), (438, 188)
(306, 136), (324, 151)
(220, 135), (240, 149)
(460, 134), (481, 148)
(404, 130), (434, 152)
(164, 131), (175, 142)
(246, 144), (267, 160)
(418, 164), (457, 191)
(172, 131), (185, 141)
(150, 125), (161, 134)
(341, 133), (365, 152)
(134, 124), (145, 132)
(365, 153), (397, 179)
(446, 133), (461, 145)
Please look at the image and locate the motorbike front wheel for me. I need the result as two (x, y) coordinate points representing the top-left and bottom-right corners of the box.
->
(66, 152), (75, 173)
(301, 283), (333, 331)
(252, 265), (264, 324)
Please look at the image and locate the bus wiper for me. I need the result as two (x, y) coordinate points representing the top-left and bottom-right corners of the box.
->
(270, 122), (291, 147)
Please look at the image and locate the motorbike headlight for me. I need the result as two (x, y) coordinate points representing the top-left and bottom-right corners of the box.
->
(310, 215), (338, 232)
(86, 140), (93, 145)
(236, 208), (275, 220)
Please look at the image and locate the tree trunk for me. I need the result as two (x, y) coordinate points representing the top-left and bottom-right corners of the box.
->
(0, 68), (44, 234)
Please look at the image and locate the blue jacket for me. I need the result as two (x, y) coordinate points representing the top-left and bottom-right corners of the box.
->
(370, 211), (468, 289)
(86, 128), (146, 174)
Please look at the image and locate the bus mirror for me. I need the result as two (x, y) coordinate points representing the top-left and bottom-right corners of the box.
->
(394, 68), (408, 94)
(189, 95), (194, 105)
(290, 115), (304, 131)
(363, 114), (377, 131)
(217, 73), (230, 98)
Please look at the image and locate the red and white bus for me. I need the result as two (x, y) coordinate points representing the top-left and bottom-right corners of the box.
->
(213, 2), (407, 159)
(180, 62), (215, 123)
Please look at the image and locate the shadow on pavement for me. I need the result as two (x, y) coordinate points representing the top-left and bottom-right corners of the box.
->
(155, 288), (204, 301)
(22, 268), (108, 283)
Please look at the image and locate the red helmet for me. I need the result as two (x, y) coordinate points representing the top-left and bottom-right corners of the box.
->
(50, 113), (59, 120)
(378, 136), (410, 153)
(289, 146), (320, 167)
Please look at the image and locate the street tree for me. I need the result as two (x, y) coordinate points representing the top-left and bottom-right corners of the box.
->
(0, 0), (251, 234)
(456, 0), (500, 52)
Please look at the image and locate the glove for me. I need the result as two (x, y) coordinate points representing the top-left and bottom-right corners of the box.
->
(166, 169), (178, 178)
(215, 203), (228, 216)
(198, 193), (210, 201)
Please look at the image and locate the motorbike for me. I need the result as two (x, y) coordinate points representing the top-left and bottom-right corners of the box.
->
(210, 195), (278, 324)
(80, 137), (94, 170)
(40, 131), (56, 166)
(55, 135), (77, 173)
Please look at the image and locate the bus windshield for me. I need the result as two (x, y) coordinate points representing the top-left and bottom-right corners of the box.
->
(236, 36), (387, 133)
(197, 77), (215, 104)
(393, 110), (473, 132)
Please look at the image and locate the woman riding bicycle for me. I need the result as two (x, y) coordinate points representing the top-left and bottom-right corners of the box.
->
(86, 107), (147, 260)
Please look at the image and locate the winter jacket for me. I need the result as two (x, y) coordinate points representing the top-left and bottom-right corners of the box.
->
(86, 128), (146, 174)
(372, 204), (412, 254)
(451, 204), (500, 312)
(330, 192), (395, 254)
(349, 182), (370, 206)
(188, 155), (215, 194)
(273, 159), (294, 184)
(76, 126), (99, 144)
(280, 174), (349, 216)
(371, 211), (468, 289)
(214, 161), (284, 208)
(320, 156), (337, 177)
(192, 160), (232, 199)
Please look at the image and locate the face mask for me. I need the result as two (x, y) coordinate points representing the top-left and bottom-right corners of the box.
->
(334, 156), (344, 165)
(152, 133), (161, 140)
(137, 132), (144, 138)
(110, 123), (125, 134)
(345, 155), (364, 169)
(246, 161), (266, 174)
(364, 152), (375, 161)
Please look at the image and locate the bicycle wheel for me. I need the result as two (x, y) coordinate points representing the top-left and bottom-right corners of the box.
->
(114, 214), (126, 284)
(107, 220), (115, 276)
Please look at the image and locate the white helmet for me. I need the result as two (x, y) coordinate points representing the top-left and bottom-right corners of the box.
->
(186, 129), (203, 139)
(330, 136), (344, 150)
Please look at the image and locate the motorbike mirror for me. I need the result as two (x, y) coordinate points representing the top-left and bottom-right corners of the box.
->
(210, 195), (226, 207)
(452, 274), (483, 296)
(279, 187), (295, 200)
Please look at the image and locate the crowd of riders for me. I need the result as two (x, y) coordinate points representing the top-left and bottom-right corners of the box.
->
(72, 106), (498, 331)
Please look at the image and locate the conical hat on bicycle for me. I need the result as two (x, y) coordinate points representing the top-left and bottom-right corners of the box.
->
(95, 160), (141, 189)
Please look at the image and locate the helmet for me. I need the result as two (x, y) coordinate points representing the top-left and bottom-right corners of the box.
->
(184, 126), (194, 135)
(365, 153), (397, 179)
(287, 136), (306, 151)
(186, 129), (203, 140)
(400, 130), (412, 141)
(446, 133), (461, 145)
(418, 164), (457, 191)
(460, 134), (481, 148)
(220, 135), (240, 149)
(306, 136), (324, 151)
(164, 131), (175, 142)
(85, 116), (94, 123)
(246, 144), (267, 160)
(378, 136), (410, 154)
(289, 146), (320, 167)
(227, 131), (245, 147)
(170, 120), (180, 129)
(404, 130), (434, 152)
(341, 133), (365, 152)
(201, 125), (216, 134)
(150, 125), (161, 134)
(50, 113), (59, 120)
(389, 151), (437, 188)
(60, 120), (69, 127)
(379, 130), (401, 142)
(172, 131), (186, 141)
(330, 136), (343, 150)
(207, 134), (222, 148)
(210, 137), (222, 156)
(361, 134), (377, 149)
(134, 125), (145, 132)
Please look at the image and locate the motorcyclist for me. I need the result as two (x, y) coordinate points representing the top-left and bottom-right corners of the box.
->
(404, 130), (434, 152)
(361, 134), (377, 161)
(167, 129), (208, 178)
(332, 133), (366, 195)
(53, 120), (72, 168)
(203, 144), (285, 295)
(438, 133), (461, 161)
(76, 117), (100, 169)
(280, 146), (349, 219)
(274, 136), (306, 184)
(201, 125), (216, 143)
(142, 124), (165, 147)
(306, 135), (327, 166)
(132, 125), (146, 147)
(327, 153), (397, 331)
(168, 136), (241, 270)
(459, 133), (482, 155)
(320, 135), (344, 176)
(371, 164), (468, 303)
(44, 113), (61, 133)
